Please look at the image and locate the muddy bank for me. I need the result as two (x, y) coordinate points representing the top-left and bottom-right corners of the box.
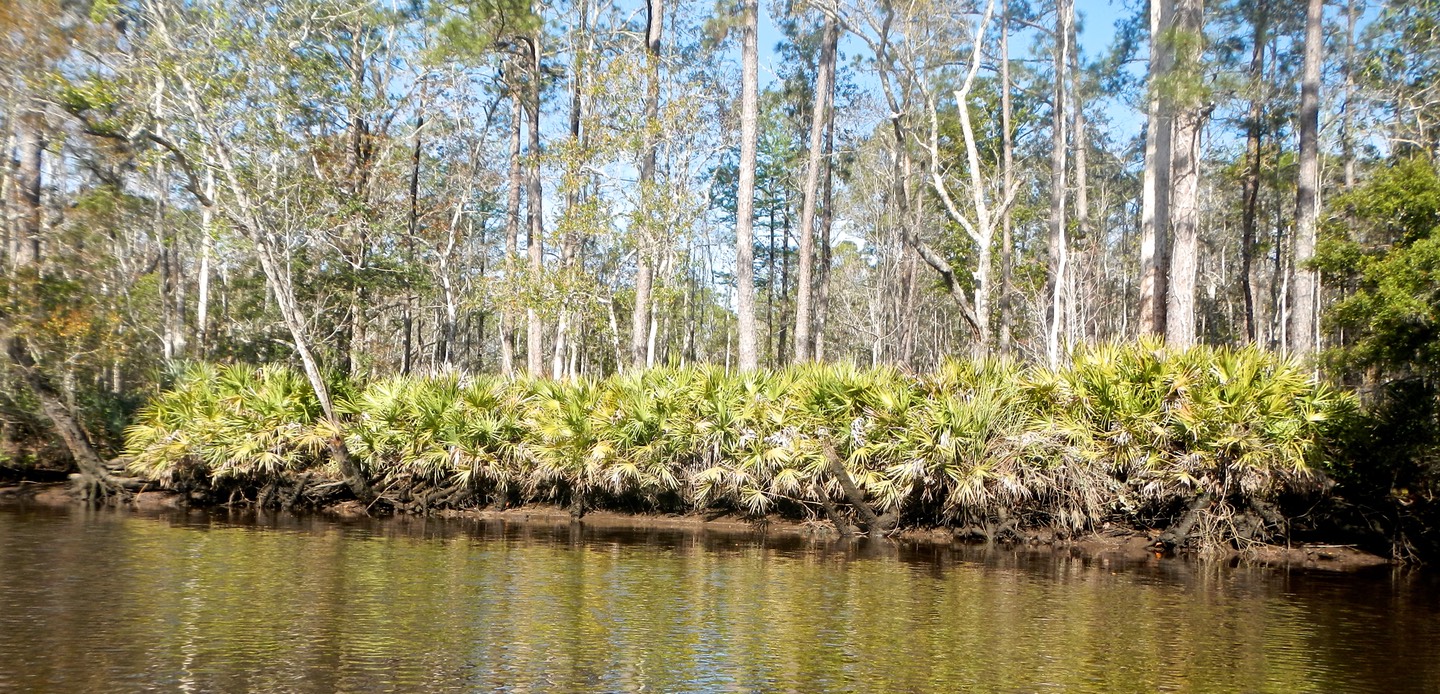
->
(1, 482), (1390, 571)
(418, 504), (1390, 570)
(0, 482), (184, 511)
(6, 483), (1385, 572)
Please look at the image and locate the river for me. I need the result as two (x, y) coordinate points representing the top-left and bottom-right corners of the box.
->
(0, 504), (1436, 692)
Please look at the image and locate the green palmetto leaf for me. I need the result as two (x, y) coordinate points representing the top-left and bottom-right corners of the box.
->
(124, 341), (1353, 536)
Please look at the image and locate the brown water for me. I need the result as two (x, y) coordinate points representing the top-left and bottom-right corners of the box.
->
(0, 505), (1436, 693)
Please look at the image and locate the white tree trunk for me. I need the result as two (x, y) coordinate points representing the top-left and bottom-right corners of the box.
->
(1046, 0), (1070, 367)
(793, 18), (837, 363)
(1164, 0), (1205, 348)
(734, 0), (760, 372)
(1289, 0), (1323, 360)
(525, 34), (546, 376)
(1139, 0), (1174, 336)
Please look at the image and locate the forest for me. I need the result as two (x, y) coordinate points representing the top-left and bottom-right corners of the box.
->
(1, 0), (1438, 559)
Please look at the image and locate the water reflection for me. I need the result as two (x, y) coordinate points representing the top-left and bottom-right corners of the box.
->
(0, 504), (1434, 693)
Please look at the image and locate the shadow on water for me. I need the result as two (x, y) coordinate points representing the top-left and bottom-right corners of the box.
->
(1, 502), (1437, 693)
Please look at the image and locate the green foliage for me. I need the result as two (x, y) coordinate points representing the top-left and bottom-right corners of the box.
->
(55, 75), (130, 137)
(1324, 379), (1440, 560)
(1319, 158), (1440, 378)
(344, 373), (530, 491)
(1157, 22), (1210, 109)
(125, 364), (334, 485)
(1318, 157), (1440, 560)
(126, 342), (1349, 548)
(435, 0), (542, 60)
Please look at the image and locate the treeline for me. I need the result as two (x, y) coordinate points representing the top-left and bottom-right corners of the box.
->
(0, 0), (1438, 554)
(2, 0), (1428, 384)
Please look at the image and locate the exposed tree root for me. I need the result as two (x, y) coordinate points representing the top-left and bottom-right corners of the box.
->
(1158, 493), (1213, 550)
(811, 479), (855, 537)
(282, 472), (312, 512)
(822, 440), (891, 537)
(5, 336), (147, 503)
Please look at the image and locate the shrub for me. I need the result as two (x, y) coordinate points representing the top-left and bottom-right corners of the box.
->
(125, 341), (1352, 550)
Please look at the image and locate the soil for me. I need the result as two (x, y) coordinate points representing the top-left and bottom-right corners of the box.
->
(0, 482), (1394, 572)
(1245, 542), (1391, 570)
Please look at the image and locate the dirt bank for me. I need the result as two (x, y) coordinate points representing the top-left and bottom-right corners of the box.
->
(346, 499), (1395, 572)
(1, 483), (1392, 571)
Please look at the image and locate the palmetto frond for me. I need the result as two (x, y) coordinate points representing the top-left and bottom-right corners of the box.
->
(124, 341), (1353, 543)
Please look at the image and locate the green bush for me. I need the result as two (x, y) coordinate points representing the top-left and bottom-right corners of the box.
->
(125, 341), (1352, 550)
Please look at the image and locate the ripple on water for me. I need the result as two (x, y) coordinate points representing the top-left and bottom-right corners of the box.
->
(0, 505), (1435, 693)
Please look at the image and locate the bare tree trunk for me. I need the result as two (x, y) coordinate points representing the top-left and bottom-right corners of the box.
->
(188, 100), (373, 500)
(735, 0), (760, 372)
(1269, 119), (1286, 350)
(502, 85), (522, 376)
(1342, 0), (1360, 192)
(778, 213), (792, 365)
(1070, 9), (1089, 350)
(630, 0), (663, 370)
(630, 252), (654, 368)
(13, 112), (41, 269)
(1290, 0), (1323, 360)
(5, 338), (128, 493)
(1240, 7), (1266, 343)
(1166, 124), (1201, 346)
(0, 125), (10, 271)
(157, 162), (181, 362)
(815, 84), (837, 362)
(551, 310), (569, 378)
(919, 1), (999, 357)
(999, 0), (1016, 356)
(196, 225), (211, 354)
(436, 207), (465, 369)
(647, 251), (668, 367)
(474, 211), (490, 371)
(525, 35), (546, 376)
(3, 115), (134, 497)
(196, 171), (215, 356)
(1046, 0), (1070, 367)
(344, 36), (376, 377)
(794, 18), (837, 363)
(557, 0), (590, 379)
(266, 246), (369, 499)
(1165, 0), (1205, 347)
(405, 93), (425, 371)
(683, 244), (697, 363)
(401, 291), (414, 374)
(899, 188), (921, 366)
(869, 9), (983, 344)
(766, 206), (777, 367)
(605, 296), (624, 367)
(1139, 0), (1173, 336)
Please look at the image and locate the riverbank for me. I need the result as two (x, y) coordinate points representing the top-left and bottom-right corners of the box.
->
(434, 504), (1390, 571)
(115, 343), (1356, 557)
(0, 481), (1390, 571)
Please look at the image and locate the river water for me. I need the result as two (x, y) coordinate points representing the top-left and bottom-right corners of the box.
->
(0, 504), (1436, 693)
